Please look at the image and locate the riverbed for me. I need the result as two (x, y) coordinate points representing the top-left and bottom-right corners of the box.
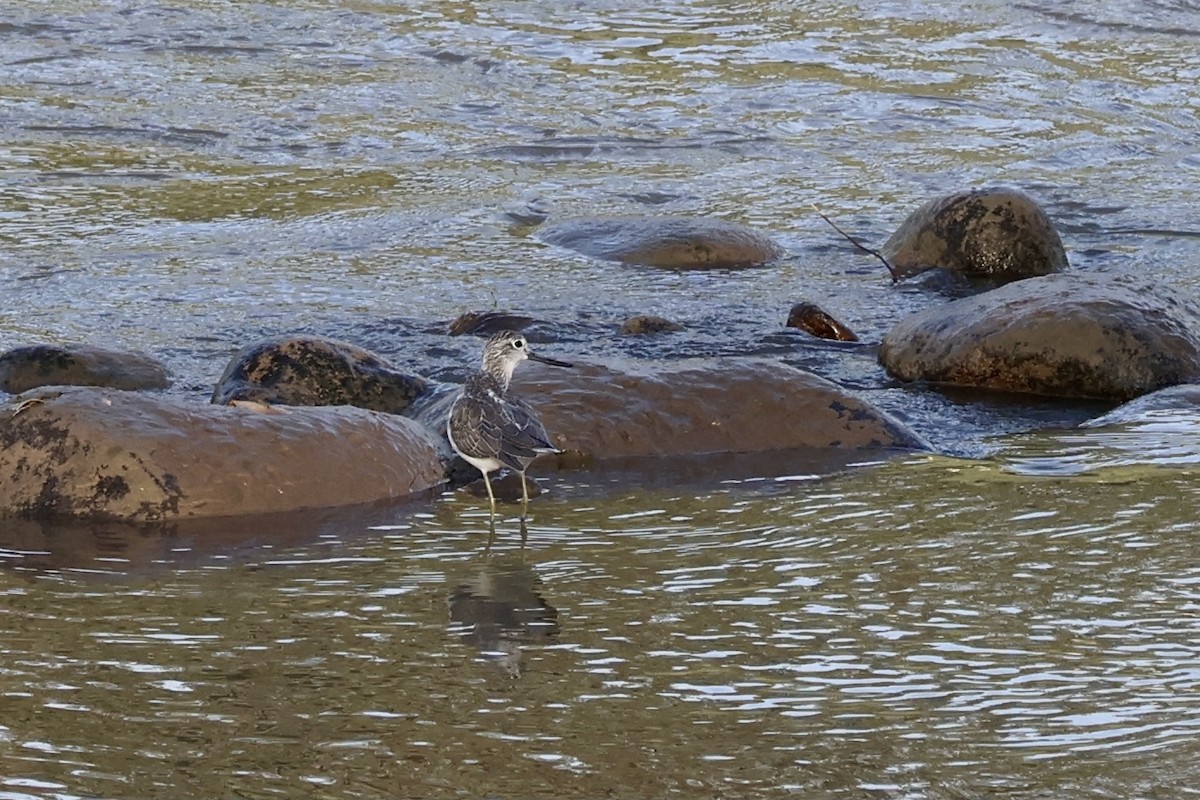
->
(2, 1), (1200, 797)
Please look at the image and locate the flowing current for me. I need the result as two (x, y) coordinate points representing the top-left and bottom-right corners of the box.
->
(3, 2), (1200, 797)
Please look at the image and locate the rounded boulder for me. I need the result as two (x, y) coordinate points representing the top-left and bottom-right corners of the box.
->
(879, 274), (1200, 400)
(0, 386), (445, 521)
(0, 344), (171, 394)
(412, 357), (929, 464)
(212, 335), (430, 413)
(882, 187), (1067, 281)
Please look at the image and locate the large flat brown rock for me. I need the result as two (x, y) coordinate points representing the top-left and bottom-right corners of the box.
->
(0, 387), (445, 521)
(412, 357), (929, 462)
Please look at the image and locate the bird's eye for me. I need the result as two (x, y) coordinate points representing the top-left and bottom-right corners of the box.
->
(513, 339), (524, 349)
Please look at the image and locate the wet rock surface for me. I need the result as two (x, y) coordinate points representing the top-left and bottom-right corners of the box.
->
(0, 386), (446, 521)
(531, 358), (930, 455)
(618, 315), (685, 335)
(880, 274), (1200, 400)
(786, 302), (859, 342)
(1083, 383), (1200, 427)
(0, 344), (171, 394)
(212, 335), (430, 413)
(447, 310), (537, 337)
(0, 344), (929, 522)
(882, 187), (1068, 281)
(413, 357), (930, 466)
(537, 215), (782, 269)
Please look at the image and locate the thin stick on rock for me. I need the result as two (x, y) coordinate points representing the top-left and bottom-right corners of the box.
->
(812, 205), (899, 282)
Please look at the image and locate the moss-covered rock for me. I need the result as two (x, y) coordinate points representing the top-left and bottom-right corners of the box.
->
(212, 335), (429, 412)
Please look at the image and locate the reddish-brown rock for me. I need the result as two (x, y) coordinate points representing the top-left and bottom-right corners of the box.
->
(0, 386), (445, 521)
(412, 357), (929, 464)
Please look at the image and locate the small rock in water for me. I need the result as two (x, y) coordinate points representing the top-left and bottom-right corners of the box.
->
(448, 310), (536, 336)
(619, 315), (685, 335)
(537, 215), (782, 269)
(785, 302), (859, 342)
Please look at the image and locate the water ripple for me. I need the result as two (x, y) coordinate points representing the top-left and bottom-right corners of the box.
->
(4, 0), (1200, 797)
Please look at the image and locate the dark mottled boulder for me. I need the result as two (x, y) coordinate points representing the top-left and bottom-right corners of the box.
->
(412, 357), (929, 465)
(879, 274), (1200, 400)
(619, 315), (685, 335)
(0, 344), (170, 394)
(212, 335), (430, 412)
(786, 302), (859, 342)
(537, 215), (782, 269)
(0, 386), (445, 521)
(882, 187), (1067, 281)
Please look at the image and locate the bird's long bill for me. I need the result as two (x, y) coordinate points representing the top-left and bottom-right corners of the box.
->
(529, 352), (574, 368)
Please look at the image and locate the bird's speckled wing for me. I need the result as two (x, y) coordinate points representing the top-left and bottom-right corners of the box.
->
(448, 386), (503, 464)
(496, 395), (555, 472)
(449, 376), (556, 473)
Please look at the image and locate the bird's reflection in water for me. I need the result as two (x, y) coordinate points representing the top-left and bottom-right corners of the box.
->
(447, 555), (560, 676)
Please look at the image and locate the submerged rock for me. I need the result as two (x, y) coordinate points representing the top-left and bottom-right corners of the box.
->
(1, 344), (928, 521)
(619, 315), (685, 335)
(786, 302), (859, 342)
(0, 386), (445, 521)
(537, 215), (782, 269)
(412, 357), (929, 464)
(879, 274), (1200, 400)
(882, 187), (1067, 281)
(212, 335), (430, 413)
(0, 343), (170, 394)
(447, 310), (536, 336)
(1082, 384), (1200, 427)
(0, 502), (407, 571)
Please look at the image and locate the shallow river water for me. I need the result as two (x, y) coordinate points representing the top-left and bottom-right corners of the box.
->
(3, 1), (1200, 798)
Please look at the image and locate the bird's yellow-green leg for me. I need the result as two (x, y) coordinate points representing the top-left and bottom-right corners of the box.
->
(481, 471), (498, 538)
(519, 472), (530, 522)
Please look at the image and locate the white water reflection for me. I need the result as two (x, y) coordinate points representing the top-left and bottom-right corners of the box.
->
(1002, 409), (1200, 476)
(3, 468), (1200, 796)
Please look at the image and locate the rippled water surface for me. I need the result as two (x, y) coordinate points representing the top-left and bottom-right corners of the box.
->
(3, 0), (1200, 797)
(5, 463), (1200, 798)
